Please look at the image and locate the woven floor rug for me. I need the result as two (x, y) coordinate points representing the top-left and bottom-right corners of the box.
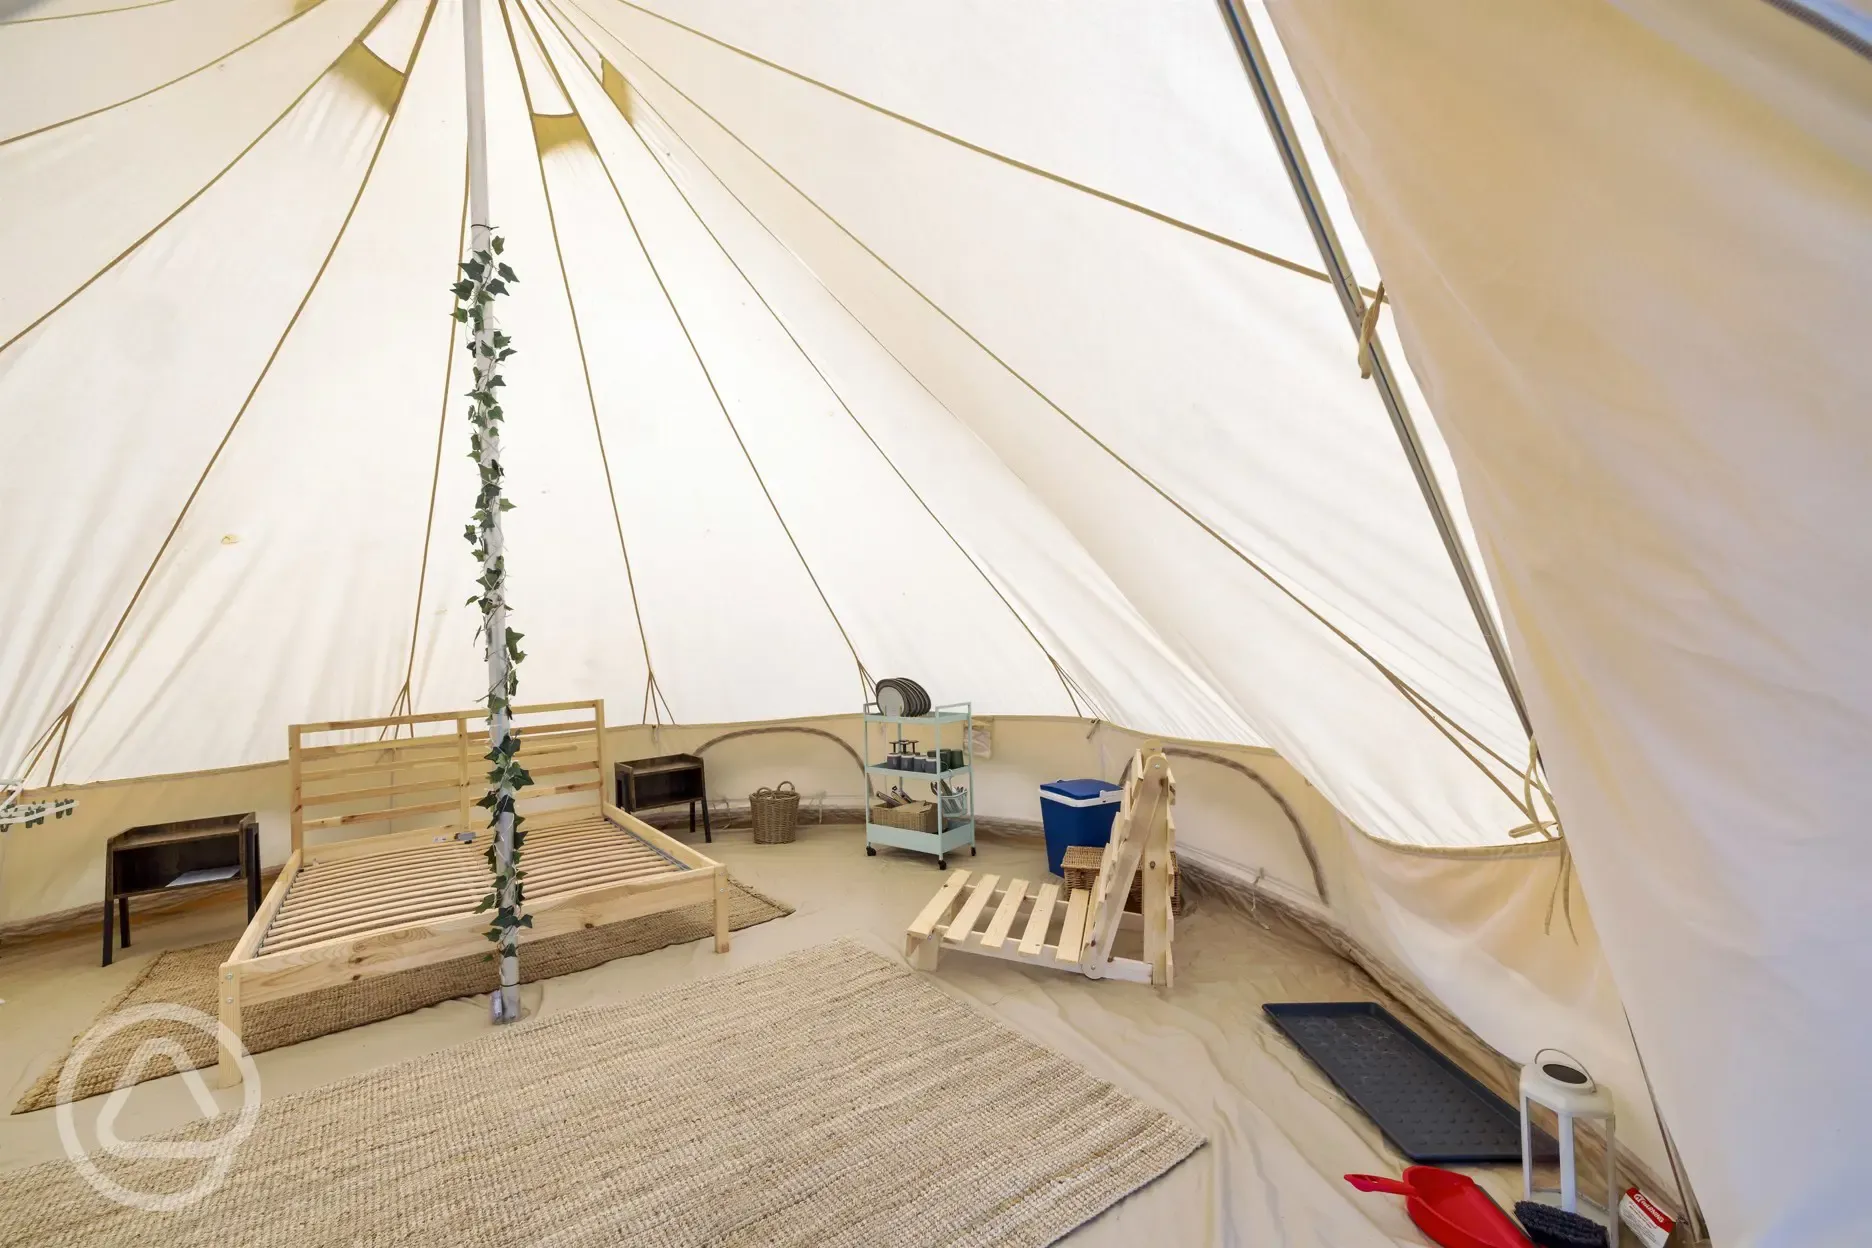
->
(0, 940), (1203, 1248)
(14, 878), (791, 1114)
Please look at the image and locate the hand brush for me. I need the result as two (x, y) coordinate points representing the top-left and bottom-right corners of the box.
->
(1514, 1201), (1610, 1248)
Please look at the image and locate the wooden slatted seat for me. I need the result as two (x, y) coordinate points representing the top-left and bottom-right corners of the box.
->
(216, 700), (729, 1085)
(905, 748), (1176, 986)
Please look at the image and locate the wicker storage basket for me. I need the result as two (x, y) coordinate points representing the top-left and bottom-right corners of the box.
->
(869, 800), (937, 834)
(749, 782), (801, 844)
(1061, 844), (1182, 916)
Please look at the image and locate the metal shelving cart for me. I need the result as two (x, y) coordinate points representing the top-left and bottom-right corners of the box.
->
(863, 701), (976, 867)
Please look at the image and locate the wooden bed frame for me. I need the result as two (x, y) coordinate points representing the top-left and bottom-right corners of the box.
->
(904, 747), (1175, 987)
(216, 699), (728, 1085)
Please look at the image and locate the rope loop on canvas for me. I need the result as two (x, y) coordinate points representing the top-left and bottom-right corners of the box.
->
(1502, 739), (1576, 938)
(1504, 738), (1562, 841)
(1356, 282), (1386, 378)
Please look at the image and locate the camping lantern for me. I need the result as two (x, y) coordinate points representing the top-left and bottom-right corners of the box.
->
(1520, 1050), (1619, 1243)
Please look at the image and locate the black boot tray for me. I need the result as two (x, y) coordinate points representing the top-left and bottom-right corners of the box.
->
(1264, 1001), (1556, 1164)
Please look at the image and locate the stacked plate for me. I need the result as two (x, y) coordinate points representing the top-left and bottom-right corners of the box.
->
(874, 677), (931, 718)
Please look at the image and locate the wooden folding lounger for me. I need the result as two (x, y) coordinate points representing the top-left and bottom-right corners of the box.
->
(905, 747), (1176, 986)
(216, 700), (728, 1084)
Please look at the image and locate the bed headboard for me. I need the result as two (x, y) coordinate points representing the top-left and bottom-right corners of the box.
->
(287, 700), (610, 854)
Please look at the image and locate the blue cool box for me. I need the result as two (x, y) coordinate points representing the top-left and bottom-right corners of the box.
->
(1038, 778), (1123, 876)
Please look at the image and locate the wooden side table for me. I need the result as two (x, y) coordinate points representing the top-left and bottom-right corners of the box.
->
(103, 813), (260, 966)
(615, 754), (711, 842)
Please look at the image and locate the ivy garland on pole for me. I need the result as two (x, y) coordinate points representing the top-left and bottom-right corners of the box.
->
(451, 235), (531, 1021)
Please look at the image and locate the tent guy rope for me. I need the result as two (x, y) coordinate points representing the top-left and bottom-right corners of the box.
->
(573, 17), (1550, 834)
(1, 0), (423, 790)
(520, 0), (1089, 720)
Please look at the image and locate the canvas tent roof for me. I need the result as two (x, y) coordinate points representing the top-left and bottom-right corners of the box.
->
(4, 0), (1870, 1243)
(1, 0), (1533, 848)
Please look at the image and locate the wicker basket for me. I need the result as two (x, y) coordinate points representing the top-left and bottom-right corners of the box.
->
(1061, 844), (1182, 916)
(869, 800), (937, 834)
(749, 782), (801, 845)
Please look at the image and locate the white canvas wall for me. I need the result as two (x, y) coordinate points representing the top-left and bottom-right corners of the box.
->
(0, 713), (1674, 1190)
(1261, 0), (1872, 1241)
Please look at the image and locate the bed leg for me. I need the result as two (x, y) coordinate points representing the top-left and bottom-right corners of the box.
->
(713, 869), (731, 953)
(907, 932), (940, 972)
(217, 965), (244, 1088)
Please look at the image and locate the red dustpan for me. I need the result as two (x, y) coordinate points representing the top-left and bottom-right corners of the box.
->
(1345, 1168), (1532, 1248)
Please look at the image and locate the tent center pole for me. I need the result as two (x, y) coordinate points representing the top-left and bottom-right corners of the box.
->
(461, 0), (519, 1024)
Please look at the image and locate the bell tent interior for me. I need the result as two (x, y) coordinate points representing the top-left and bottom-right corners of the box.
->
(0, 0), (1867, 1244)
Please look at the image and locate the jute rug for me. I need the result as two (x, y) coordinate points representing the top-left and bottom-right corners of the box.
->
(0, 940), (1202, 1247)
(14, 878), (791, 1114)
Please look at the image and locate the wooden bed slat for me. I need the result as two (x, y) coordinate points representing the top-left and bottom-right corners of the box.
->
(521, 779), (600, 800)
(272, 843), (670, 925)
(232, 852), (300, 963)
(302, 797), (462, 832)
(979, 879), (1028, 950)
(908, 870), (971, 940)
(944, 874), (999, 944)
(1055, 889), (1092, 965)
(291, 701), (602, 734)
(301, 763), (462, 789)
(280, 824), (658, 902)
(1017, 882), (1061, 956)
(261, 860), (682, 952)
(297, 740), (594, 787)
(300, 814), (617, 874)
(527, 759), (601, 780)
(293, 719), (598, 763)
(273, 823), (667, 887)
(261, 826), (687, 949)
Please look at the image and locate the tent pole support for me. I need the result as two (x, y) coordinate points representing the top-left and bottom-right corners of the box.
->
(1217, 7), (1711, 1235)
(462, 0), (519, 1024)
(1213, 0), (1533, 741)
(1625, 1006), (1710, 1240)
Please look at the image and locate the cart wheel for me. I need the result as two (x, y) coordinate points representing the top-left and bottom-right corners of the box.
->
(866, 845), (877, 856)
(937, 856), (947, 869)
(970, 846), (978, 856)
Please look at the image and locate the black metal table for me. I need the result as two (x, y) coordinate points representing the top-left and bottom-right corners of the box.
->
(103, 814), (261, 966)
(615, 754), (711, 842)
